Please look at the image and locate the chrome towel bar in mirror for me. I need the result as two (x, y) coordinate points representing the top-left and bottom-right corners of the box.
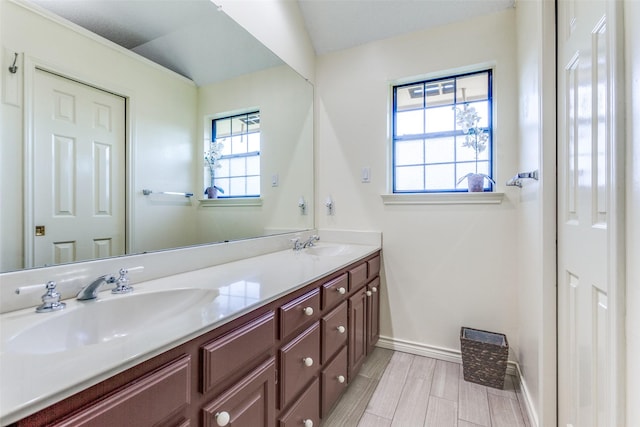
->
(142, 189), (194, 197)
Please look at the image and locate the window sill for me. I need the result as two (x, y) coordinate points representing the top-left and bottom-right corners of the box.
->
(198, 198), (263, 207)
(381, 192), (504, 205)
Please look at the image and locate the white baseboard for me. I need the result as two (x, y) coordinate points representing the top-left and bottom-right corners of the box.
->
(376, 335), (538, 426)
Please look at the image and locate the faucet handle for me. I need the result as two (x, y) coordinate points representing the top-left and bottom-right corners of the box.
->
(112, 268), (134, 295)
(36, 281), (66, 313)
(291, 237), (303, 251)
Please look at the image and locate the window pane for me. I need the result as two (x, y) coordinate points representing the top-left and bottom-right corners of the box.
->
(425, 164), (454, 190)
(231, 135), (247, 154)
(425, 106), (455, 133)
(214, 178), (230, 194)
(425, 79), (455, 107)
(246, 155), (260, 175)
(396, 84), (423, 111)
(425, 137), (454, 164)
(456, 161), (490, 189)
(229, 177), (246, 195)
(218, 137), (231, 156)
(247, 133), (260, 153)
(456, 73), (488, 102)
(215, 118), (231, 138)
(396, 109), (424, 136)
(231, 116), (246, 134)
(246, 176), (260, 195)
(217, 158), (230, 177)
(229, 157), (246, 176)
(395, 139), (424, 166)
(395, 165), (424, 191)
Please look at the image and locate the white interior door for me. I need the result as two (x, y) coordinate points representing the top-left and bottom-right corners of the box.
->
(32, 68), (125, 267)
(557, 0), (625, 426)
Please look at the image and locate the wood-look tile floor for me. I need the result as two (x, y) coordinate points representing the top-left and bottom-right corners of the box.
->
(321, 348), (532, 427)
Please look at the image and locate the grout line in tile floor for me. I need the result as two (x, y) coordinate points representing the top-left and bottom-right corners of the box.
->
(321, 348), (532, 427)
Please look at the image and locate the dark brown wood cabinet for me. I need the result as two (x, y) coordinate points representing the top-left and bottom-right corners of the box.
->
(15, 251), (381, 427)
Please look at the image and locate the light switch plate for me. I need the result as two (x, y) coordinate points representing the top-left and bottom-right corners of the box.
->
(271, 174), (279, 187)
(361, 167), (371, 183)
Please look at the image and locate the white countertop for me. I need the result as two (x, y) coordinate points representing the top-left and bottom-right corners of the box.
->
(0, 241), (380, 425)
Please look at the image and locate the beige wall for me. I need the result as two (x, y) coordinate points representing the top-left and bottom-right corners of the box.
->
(315, 10), (520, 358)
(196, 65), (314, 242)
(514, 0), (556, 425)
(626, 0), (640, 423)
(0, 0), (198, 271)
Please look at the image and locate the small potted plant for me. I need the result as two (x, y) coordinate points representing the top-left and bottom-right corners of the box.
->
(455, 104), (495, 192)
(204, 141), (225, 199)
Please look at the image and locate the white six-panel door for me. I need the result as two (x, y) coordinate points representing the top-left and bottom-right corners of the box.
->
(32, 68), (125, 267)
(557, 0), (625, 426)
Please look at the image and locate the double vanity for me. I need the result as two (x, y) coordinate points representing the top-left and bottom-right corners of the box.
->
(0, 232), (382, 426)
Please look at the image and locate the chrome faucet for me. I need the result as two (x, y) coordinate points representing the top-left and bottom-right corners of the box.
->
(77, 269), (134, 301)
(302, 235), (320, 248)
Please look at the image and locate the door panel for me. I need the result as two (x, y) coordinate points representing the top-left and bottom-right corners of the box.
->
(557, 0), (623, 425)
(32, 69), (125, 267)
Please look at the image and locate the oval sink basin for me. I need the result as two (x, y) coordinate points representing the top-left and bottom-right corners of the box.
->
(3, 288), (219, 355)
(304, 244), (355, 257)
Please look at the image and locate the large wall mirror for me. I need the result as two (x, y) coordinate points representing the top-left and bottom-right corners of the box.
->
(0, 0), (314, 273)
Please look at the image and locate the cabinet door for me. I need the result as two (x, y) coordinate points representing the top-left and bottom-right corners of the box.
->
(367, 278), (381, 354)
(202, 358), (275, 427)
(348, 287), (367, 380)
(52, 356), (191, 427)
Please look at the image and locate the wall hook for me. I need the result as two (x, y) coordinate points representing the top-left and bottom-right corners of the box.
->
(8, 52), (18, 74)
(325, 196), (334, 215)
(298, 196), (306, 215)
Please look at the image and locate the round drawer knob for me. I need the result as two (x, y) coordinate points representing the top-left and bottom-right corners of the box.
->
(337, 375), (346, 383)
(366, 291), (372, 297)
(337, 287), (346, 295)
(372, 287), (378, 293)
(302, 357), (314, 367)
(303, 306), (314, 316)
(303, 419), (314, 427)
(215, 411), (230, 426)
(337, 325), (346, 334)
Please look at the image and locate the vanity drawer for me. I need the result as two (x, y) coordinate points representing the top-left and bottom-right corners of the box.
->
(321, 346), (348, 418)
(348, 262), (367, 292)
(201, 312), (275, 394)
(202, 358), (275, 427)
(278, 378), (320, 427)
(279, 288), (320, 340)
(321, 273), (348, 310)
(53, 356), (191, 427)
(367, 255), (380, 279)
(279, 322), (320, 409)
(321, 301), (348, 363)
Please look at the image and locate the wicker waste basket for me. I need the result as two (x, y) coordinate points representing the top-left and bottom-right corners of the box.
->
(460, 327), (509, 389)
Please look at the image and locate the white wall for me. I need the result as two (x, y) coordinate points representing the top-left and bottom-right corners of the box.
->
(625, 0), (640, 424)
(212, 0), (316, 83)
(514, 0), (556, 425)
(197, 65), (314, 242)
(0, 0), (198, 271)
(315, 10), (520, 357)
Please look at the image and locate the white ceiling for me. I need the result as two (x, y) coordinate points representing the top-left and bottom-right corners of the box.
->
(28, 0), (515, 84)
